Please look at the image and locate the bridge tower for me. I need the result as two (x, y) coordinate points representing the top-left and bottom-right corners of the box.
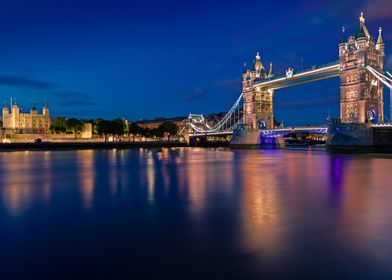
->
(242, 53), (274, 129)
(339, 13), (385, 123)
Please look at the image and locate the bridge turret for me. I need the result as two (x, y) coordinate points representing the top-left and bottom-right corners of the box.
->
(268, 62), (273, 78)
(242, 53), (274, 129)
(254, 52), (267, 79)
(339, 13), (384, 124)
(339, 27), (348, 63)
(242, 68), (256, 128)
(376, 27), (385, 63)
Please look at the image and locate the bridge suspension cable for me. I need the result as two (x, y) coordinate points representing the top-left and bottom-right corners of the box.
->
(188, 93), (243, 134)
(366, 66), (392, 89)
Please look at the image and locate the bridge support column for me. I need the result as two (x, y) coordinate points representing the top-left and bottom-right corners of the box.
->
(242, 52), (275, 130)
(339, 13), (384, 124)
(259, 135), (285, 149)
(255, 88), (274, 129)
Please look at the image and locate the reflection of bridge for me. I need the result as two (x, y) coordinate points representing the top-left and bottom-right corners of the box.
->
(186, 13), (391, 140)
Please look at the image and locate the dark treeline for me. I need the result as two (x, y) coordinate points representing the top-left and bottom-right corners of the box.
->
(51, 117), (179, 139)
(51, 117), (129, 136)
(129, 121), (178, 139)
(51, 117), (84, 134)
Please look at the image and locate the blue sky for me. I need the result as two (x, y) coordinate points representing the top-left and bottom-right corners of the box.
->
(0, 0), (391, 124)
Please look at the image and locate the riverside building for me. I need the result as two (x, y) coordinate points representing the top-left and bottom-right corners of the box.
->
(2, 101), (51, 133)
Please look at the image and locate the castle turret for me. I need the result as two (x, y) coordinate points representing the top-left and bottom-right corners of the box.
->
(11, 103), (20, 129)
(2, 106), (9, 128)
(31, 106), (38, 115)
(43, 106), (49, 116)
(2, 106), (9, 116)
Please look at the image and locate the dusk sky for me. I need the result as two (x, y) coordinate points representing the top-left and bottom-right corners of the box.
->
(0, 0), (391, 124)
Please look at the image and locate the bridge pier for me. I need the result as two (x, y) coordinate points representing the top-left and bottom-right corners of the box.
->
(259, 135), (285, 149)
(230, 129), (285, 149)
(230, 129), (261, 148)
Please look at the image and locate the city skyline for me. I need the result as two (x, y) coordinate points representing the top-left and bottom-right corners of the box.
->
(0, 0), (391, 124)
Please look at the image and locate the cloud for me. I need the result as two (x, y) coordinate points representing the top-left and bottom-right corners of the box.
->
(0, 75), (55, 89)
(276, 97), (339, 109)
(214, 79), (241, 90)
(181, 88), (208, 101)
(0, 70), (101, 119)
(362, 0), (392, 21)
(0, 72), (99, 109)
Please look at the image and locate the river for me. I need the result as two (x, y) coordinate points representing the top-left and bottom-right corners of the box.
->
(0, 148), (391, 279)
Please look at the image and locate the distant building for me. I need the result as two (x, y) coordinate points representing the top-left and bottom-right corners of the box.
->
(135, 113), (229, 132)
(136, 116), (187, 130)
(2, 102), (51, 133)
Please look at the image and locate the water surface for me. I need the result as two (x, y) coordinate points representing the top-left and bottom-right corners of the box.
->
(0, 148), (392, 279)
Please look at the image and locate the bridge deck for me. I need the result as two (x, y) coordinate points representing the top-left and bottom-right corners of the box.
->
(189, 126), (329, 137)
(254, 61), (340, 90)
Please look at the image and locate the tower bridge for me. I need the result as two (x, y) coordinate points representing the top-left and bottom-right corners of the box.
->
(186, 13), (392, 144)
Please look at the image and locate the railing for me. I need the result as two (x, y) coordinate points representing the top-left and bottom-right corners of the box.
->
(260, 126), (328, 136)
(256, 60), (340, 83)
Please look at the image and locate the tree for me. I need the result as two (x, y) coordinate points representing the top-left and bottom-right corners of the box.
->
(92, 118), (128, 139)
(94, 119), (112, 136)
(129, 122), (142, 141)
(158, 121), (178, 140)
(111, 118), (126, 136)
(65, 118), (84, 134)
(51, 117), (67, 133)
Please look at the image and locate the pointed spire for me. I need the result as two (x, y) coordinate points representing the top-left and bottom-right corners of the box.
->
(359, 12), (365, 24)
(254, 52), (265, 72)
(243, 61), (247, 73)
(377, 27), (384, 45)
(341, 26), (347, 43)
(357, 12), (370, 38)
(268, 62), (273, 78)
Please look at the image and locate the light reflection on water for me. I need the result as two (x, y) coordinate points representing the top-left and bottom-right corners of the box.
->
(0, 148), (392, 278)
(77, 150), (95, 209)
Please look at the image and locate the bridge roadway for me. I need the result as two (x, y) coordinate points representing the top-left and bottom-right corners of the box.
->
(189, 126), (329, 137)
(189, 124), (392, 138)
(254, 61), (340, 90)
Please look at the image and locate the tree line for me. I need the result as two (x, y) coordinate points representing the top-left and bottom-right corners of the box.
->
(128, 121), (178, 139)
(51, 117), (179, 139)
